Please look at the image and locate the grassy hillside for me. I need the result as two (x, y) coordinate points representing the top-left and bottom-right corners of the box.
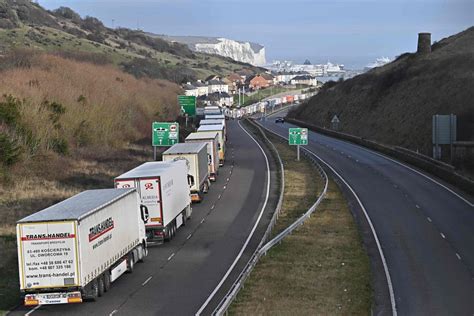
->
(0, 51), (181, 175)
(0, 0), (262, 82)
(289, 27), (474, 168)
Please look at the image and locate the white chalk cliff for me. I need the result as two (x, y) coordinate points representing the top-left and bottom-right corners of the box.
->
(194, 38), (266, 66)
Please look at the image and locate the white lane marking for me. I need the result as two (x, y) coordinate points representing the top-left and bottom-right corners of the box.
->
(109, 310), (118, 316)
(356, 159), (359, 162)
(440, 233), (446, 239)
(223, 186), (227, 189)
(427, 217), (432, 222)
(200, 218), (205, 224)
(142, 276), (153, 286)
(218, 194), (222, 199)
(167, 253), (175, 261)
(227, 178), (230, 181)
(187, 234), (192, 240)
(348, 155), (352, 158)
(456, 253), (462, 260)
(259, 122), (397, 316)
(415, 204), (420, 209)
(211, 205), (215, 210)
(25, 305), (41, 316)
(323, 134), (474, 207)
(197, 120), (271, 315)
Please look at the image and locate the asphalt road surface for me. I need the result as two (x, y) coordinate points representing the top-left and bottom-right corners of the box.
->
(10, 119), (278, 316)
(262, 111), (474, 315)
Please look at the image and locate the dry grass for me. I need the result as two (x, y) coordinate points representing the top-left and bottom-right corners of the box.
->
(0, 53), (182, 150)
(229, 129), (372, 315)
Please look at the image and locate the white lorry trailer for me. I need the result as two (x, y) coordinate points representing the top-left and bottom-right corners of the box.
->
(205, 114), (225, 121)
(16, 188), (147, 306)
(197, 123), (226, 166)
(204, 106), (222, 116)
(185, 132), (219, 182)
(200, 119), (226, 138)
(115, 161), (191, 243)
(162, 143), (209, 203)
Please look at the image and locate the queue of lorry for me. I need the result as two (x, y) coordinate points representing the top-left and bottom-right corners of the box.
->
(15, 106), (229, 307)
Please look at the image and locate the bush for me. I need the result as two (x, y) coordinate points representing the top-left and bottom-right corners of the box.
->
(49, 137), (68, 155)
(0, 133), (22, 166)
(0, 95), (22, 126)
(52, 6), (81, 23)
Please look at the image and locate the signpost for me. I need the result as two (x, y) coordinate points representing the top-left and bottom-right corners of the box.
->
(178, 95), (196, 127)
(152, 122), (179, 160)
(432, 114), (456, 162)
(289, 127), (308, 161)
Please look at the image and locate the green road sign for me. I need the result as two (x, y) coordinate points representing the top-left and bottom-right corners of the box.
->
(289, 128), (308, 145)
(178, 95), (196, 117)
(152, 122), (179, 146)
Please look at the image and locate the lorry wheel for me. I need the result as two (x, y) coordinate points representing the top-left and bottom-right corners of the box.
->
(104, 272), (111, 292)
(171, 221), (176, 238)
(98, 276), (105, 297)
(87, 279), (99, 300)
(138, 243), (146, 262)
(164, 226), (170, 242)
(127, 254), (135, 273)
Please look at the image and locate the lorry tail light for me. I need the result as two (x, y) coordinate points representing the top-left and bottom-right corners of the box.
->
(67, 292), (82, 304)
(24, 295), (39, 306)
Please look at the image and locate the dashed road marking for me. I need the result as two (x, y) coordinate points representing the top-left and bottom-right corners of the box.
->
(201, 218), (205, 224)
(440, 233), (446, 239)
(142, 276), (153, 286)
(226, 178), (230, 181)
(223, 186), (226, 189)
(427, 217), (432, 222)
(415, 204), (420, 209)
(211, 205), (215, 210)
(168, 253), (175, 261)
(218, 194), (222, 199)
(187, 234), (192, 240)
(456, 253), (462, 260)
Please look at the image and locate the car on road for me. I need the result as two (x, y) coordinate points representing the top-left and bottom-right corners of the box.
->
(275, 117), (285, 123)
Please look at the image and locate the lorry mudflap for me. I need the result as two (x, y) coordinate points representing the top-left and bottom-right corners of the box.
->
(24, 291), (82, 306)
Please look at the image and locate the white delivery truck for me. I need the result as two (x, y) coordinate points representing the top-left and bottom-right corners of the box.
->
(115, 161), (191, 243)
(162, 143), (210, 203)
(204, 106), (222, 116)
(197, 124), (226, 166)
(16, 188), (147, 306)
(185, 132), (219, 182)
(205, 114), (225, 121)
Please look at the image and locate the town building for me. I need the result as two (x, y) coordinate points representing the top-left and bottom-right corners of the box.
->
(290, 75), (318, 86)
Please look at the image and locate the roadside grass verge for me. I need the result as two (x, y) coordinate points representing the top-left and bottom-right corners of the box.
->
(229, 123), (372, 315)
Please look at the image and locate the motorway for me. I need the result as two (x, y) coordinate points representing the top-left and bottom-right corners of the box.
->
(10, 120), (279, 316)
(261, 110), (474, 315)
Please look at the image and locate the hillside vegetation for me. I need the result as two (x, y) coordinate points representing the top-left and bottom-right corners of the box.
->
(0, 50), (180, 175)
(289, 27), (474, 167)
(0, 0), (262, 83)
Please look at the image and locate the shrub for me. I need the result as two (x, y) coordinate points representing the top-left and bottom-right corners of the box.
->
(0, 133), (22, 166)
(0, 94), (22, 126)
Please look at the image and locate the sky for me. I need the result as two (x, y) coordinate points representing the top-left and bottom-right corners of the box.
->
(38, 0), (474, 68)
